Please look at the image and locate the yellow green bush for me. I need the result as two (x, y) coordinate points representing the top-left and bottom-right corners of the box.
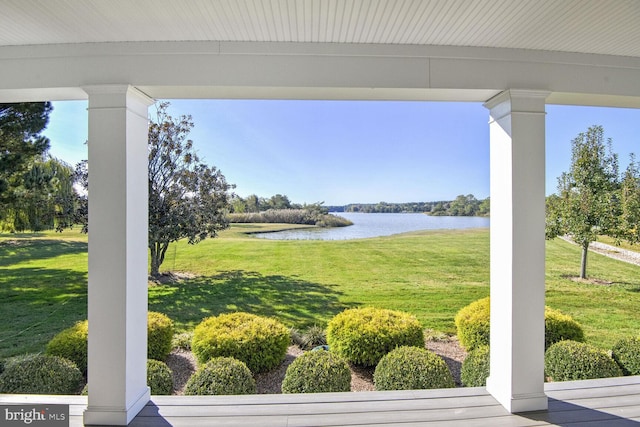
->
(281, 350), (351, 393)
(455, 297), (584, 351)
(373, 346), (454, 390)
(184, 357), (256, 395)
(545, 340), (621, 381)
(147, 311), (174, 361)
(191, 312), (290, 373)
(326, 307), (424, 367)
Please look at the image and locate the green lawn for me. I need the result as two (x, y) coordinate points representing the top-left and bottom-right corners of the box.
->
(1, 226), (639, 359)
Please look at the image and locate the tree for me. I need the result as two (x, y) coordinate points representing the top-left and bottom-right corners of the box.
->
(545, 125), (620, 279)
(619, 154), (640, 244)
(0, 102), (53, 208)
(148, 102), (234, 276)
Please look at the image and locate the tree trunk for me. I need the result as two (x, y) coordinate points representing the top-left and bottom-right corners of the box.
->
(150, 243), (160, 277)
(580, 242), (589, 279)
(149, 241), (169, 277)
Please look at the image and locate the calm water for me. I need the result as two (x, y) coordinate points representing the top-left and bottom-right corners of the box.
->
(253, 212), (489, 240)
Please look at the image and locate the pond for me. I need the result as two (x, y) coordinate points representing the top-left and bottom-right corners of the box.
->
(253, 212), (489, 240)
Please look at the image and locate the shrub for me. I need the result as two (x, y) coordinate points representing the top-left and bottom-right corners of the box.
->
(455, 297), (585, 351)
(612, 337), (640, 376)
(191, 312), (290, 373)
(461, 345), (490, 387)
(184, 357), (256, 395)
(148, 311), (174, 361)
(46, 320), (89, 374)
(544, 307), (585, 349)
(172, 331), (194, 351)
(46, 313), (175, 375)
(374, 346), (454, 391)
(0, 354), (82, 394)
(454, 297), (490, 351)
(327, 307), (424, 367)
(545, 340), (622, 381)
(147, 359), (173, 395)
(281, 350), (351, 393)
(293, 325), (327, 351)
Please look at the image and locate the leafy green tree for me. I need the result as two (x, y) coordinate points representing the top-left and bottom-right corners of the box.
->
(545, 125), (620, 279)
(148, 102), (234, 276)
(619, 154), (640, 244)
(1, 156), (76, 232)
(0, 102), (53, 210)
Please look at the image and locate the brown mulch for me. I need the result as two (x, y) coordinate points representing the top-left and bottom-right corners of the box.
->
(166, 338), (467, 395)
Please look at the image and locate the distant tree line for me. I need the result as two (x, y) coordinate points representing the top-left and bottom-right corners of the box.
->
(329, 194), (490, 216)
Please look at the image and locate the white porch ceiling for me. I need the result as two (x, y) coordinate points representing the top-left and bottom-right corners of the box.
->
(2, 0), (640, 58)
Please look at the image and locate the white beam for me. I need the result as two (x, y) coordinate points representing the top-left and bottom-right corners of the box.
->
(484, 89), (549, 413)
(83, 85), (153, 426)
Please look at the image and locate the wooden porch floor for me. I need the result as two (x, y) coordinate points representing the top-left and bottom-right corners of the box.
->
(2, 376), (640, 426)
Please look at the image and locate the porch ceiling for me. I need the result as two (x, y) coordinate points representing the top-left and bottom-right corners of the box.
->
(2, 0), (640, 59)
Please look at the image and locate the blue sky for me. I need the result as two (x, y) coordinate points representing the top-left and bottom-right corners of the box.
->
(45, 99), (639, 206)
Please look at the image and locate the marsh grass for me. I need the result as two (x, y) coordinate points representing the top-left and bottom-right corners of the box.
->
(1, 226), (639, 359)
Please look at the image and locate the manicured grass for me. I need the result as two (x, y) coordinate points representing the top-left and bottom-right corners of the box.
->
(1, 226), (639, 359)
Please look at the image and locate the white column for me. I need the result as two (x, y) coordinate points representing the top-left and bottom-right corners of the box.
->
(83, 85), (153, 426)
(484, 90), (549, 413)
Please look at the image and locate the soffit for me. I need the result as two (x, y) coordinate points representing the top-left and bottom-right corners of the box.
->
(1, 0), (639, 58)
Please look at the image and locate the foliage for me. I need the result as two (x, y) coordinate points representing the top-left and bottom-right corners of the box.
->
(148, 102), (233, 276)
(461, 345), (490, 387)
(45, 312), (174, 376)
(454, 297), (490, 351)
(341, 195), (489, 216)
(373, 346), (454, 391)
(611, 337), (640, 376)
(46, 320), (88, 375)
(544, 340), (622, 381)
(619, 155), (640, 245)
(172, 331), (193, 351)
(228, 208), (352, 227)
(0, 103), (52, 200)
(184, 357), (256, 395)
(544, 307), (585, 349)
(147, 311), (174, 361)
(455, 297), (584, 351)
(147, 359), (173, 395)
(281, 350), (351, 393)
(326, 307), (424, 367)
(191, 312), (290, 373)
(0, 354), (82, 394)
(299, 325), (327, 350)
(545, 125), (622, 279)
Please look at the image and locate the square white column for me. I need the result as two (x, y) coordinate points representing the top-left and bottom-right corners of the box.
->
(83, 85), (153, 426)
(484, 90), (549, 413)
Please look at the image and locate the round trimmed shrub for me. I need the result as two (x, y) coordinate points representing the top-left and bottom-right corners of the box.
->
(147, 359), (173, 395)
(326, 307), (424, 367)
(454, 297), (490, 351)
(455, 298), (584, 351)
(612, 337), (640, 376)
(191, 312), (290, 373)
(0, 354), (83, 394)
(184, 357), (256, 395)
(148, 311), (174, 361)
(374, 346), (454, 390)
(545, 340), (622, 381)
(461, 345), (490, 387)
(544, 307), (585, 349)
(45, 312), (175, 375)
(46, 320), (88, 374)
(281, 350), (351, 393)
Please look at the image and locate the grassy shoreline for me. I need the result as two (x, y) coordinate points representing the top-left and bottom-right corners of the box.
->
(1, 225), (639, 358)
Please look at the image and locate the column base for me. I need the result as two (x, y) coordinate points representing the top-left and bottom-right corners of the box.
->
(487, 378), (548, 413)
(83, 387), (150, 426)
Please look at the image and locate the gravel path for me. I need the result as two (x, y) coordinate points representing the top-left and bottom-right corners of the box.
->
(559, 236), (640, 267)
